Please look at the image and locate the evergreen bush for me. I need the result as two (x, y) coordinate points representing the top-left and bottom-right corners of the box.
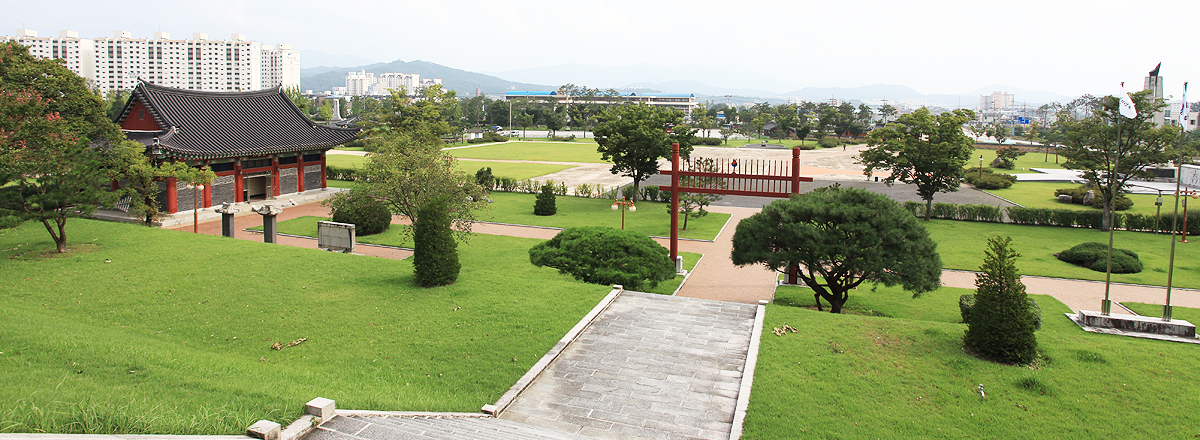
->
(327, 190), (392, 236)
(1054, 186), (1134, 210)
(413, 196), (460, 287)
(1057, 242), (1142, 273)
(960, 294), (1042, 330)
(641, 186), (661, 202)
(534, 183), (557, 216)
(964, 236), (1038, 364)
(474, 167), (495, 189)
(529, 226), (676, 291)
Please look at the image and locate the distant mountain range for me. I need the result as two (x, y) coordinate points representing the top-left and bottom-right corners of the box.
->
(301, 59), (1074, 107)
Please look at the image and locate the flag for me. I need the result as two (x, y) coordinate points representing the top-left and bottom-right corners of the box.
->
(1118, 82), (1138, 118)
(1180, 83), (1189, 128)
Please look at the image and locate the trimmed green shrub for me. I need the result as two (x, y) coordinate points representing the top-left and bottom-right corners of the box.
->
(971, 173), (1016, 189)
(961, 294), (1042, 330)
(475, 167), (495, 189)
(902, 201), (924, 218)
(327, 190), (392, 236)
(534, 183), (557, 216)
(621, 185), (637, 201)
(413, 196), (460, 287)
(641, 186), (661, 202)
(0, 215), (24, 230)
(549, 135), (576, 142)
(818, 137), (841, 149)
(932, 203), (958, 220)
(529, 226), (676, 291)
(325, 165), (358, 181)
(496, 177), (517, 192)
(964, 236), (1038, 364)
(1058, 242), (1142, 273)
(695, 137), (723, 146)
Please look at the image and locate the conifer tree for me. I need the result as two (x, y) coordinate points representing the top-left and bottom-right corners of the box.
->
(964, 236), (1038, 364)
(413, 196), (459, 287)
(534, 183), (556, 216)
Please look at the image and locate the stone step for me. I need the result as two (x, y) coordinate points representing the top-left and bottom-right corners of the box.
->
(307, 414), (595, 440)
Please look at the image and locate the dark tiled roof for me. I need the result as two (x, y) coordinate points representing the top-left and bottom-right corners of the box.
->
(119, 82), (359, 160)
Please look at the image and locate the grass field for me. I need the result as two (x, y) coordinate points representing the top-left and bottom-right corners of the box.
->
(483, 192), (730, 241)
(257, 215), (702, 296)
(745, 284), (1200, 438)
(0, 220), (610, 434)
(971, 147), (1067, 174)
(1120, 302), (1200, 321)
(446, 142), (606, 164)
(924, 219), (1200, 289)
(326, 154), (574, 181)
(984, 182), (1165, 216)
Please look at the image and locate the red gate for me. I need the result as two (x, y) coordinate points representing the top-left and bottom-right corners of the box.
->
(658, 143), (813, 282)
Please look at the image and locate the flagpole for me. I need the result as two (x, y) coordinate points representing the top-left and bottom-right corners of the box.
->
(1163, 81), (1188, 321)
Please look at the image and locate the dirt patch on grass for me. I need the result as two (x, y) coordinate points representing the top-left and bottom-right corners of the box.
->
(9, 243), (100, 260)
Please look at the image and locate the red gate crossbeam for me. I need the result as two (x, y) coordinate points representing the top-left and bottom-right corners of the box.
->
(660, 170), (814, 182)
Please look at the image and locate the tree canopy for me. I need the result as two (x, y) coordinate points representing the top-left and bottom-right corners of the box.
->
(357, 131), (487, 240)
(529, 226), (675, 291)
(859, 107), (977, 220)
(593, 104), (695, 201)
(1058, 90), (1178, 230)
(731, 186), (942, 313)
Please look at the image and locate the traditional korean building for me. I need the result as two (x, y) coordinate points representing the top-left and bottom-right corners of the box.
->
(116, 81), (359, 213)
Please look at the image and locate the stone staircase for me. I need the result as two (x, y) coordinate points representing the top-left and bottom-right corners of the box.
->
(304, 413), (595, 440)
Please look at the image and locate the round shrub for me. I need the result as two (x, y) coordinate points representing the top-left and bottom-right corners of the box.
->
(1058, 242), (1142, 273)
(818, 137), (841, 149)
(328, 191), (392, 236)
(970, 173), (1016, 189)
(534, 183), (557, 216)
(529, 226), (675, 291)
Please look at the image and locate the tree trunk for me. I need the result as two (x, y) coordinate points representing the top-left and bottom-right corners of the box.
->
(924, 198), (934, 221)
(1101, 196), (1112, 232)
(43, 218), (66, 253)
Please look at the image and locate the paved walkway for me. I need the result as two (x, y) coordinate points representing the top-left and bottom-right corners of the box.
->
(498, 290), (759, 440)
(306, 413), (594, 440)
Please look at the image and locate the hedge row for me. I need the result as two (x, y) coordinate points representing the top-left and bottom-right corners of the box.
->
(902, 201), (1200, 235)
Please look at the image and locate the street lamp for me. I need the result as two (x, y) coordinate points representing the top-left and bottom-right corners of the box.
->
(611, 197), (636, 230)
(979, 155), (984, 179)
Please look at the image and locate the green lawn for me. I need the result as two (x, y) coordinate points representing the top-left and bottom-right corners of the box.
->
(924, 219), (1200, 289)
(0, 219), (609, 434)
(1120, 302), (1200, 322)
(984, 182), (1165, 217)
(326, 154), (572, 181)
(483, 192), (730, 241)
(446, 142), (606, 163)
(257, 214), (702, 297)
(971, 147), (1068, 174)
(746, 284), (1200, 438)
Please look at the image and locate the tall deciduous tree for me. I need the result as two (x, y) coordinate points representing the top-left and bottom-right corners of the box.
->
(1058, 91), (1177, 231)
(964, 236), (1037, 364)
(358, 131), (487, 240)
(859, 107), (977, 220)
(593, 104), (695, 201)
(0, 42), (124, 252)
(731, 186), (942, 313)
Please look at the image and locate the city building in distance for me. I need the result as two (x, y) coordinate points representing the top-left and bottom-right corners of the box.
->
(504, 91), (697, 114)
(344, 70), (442, 96)
(2, 29), (300, 93)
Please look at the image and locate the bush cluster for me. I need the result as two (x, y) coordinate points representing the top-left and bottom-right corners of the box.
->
(1055, 185), (1134, 211)
(466, 132), (509, 144)
(902, 202), (1004, 222)
(817, 137), (842, 149)
(474, 167), (494, 189)
(325, 166), (359, 181)
(549, 135), (576, 142)
(327, 191), (391, 236)
(1057, 242), (1143, 273)
(694, 137), (723, 146)
(529, 226), (676, 290)
(964, 167), (1016, 189)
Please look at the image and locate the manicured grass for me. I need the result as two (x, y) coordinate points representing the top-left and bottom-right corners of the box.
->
(746, 284), (1200, 438)
(971, 147), (1067, 174)
(326, 154), (573, 181)
(924, 219), (1200, 289)
(259, 215), (701, 296)
(446, 142), (606, 163)
(0, 220), (609, 434)
(333, 146), (365, 152)
(984, 182), (1164, 216)
(1120, 302), (1200, 323)
(484, 192), (730, 241)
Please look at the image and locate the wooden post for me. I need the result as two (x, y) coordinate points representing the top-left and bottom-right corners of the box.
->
(791, 147), (801, 195)
(670, 143), (680, 262)
(166, 177), (178, 213)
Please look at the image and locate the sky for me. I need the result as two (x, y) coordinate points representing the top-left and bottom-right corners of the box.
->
(5, 0), (1199, 99)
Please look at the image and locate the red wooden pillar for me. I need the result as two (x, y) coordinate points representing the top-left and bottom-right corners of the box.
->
(320, 153), (328, 189)
(297, 158), (306, 193)
(200, 166), (212, 208)
(791, 147), (801, 195)
(670, 143), (680, 262)
(272, 158), (281, 197)
(233, 161), (244, 202)
(166, 177), (178, 213)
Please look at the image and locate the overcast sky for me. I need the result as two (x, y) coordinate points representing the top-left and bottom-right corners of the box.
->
(6, 0), (1198, 99)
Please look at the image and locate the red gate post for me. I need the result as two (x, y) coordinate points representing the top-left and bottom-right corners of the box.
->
(670, 143), (680, 262)
(789, 147), (801, 284)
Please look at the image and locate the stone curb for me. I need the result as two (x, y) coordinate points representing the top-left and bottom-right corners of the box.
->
(333, 411), (490, 418)
(482, 286), (625, 416)
(729, 301), (768, 440)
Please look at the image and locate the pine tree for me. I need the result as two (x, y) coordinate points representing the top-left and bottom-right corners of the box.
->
(534, 183), (557, 216)
(964, 236), (1037, 364)
(413, 196), (460, 287)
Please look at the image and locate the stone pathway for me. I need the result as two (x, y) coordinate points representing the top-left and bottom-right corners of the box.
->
(497, 290), (759, 440)
(305, 413), (594, 440)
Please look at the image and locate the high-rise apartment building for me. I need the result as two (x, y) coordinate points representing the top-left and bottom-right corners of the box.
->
(3, 29), (301, 93)
(979, 91), (1015, 111)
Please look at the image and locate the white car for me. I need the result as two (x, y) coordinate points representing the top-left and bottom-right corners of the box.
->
(507, 130), (521, 137)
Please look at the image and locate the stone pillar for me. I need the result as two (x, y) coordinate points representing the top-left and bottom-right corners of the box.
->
(252, 204), (285, 244)
(214, 202), (239, 238)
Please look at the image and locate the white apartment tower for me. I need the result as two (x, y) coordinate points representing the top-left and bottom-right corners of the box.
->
(3, 29), (301, 93)
(344, 70), (443, 96)
(979, 91), (1015, 111)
